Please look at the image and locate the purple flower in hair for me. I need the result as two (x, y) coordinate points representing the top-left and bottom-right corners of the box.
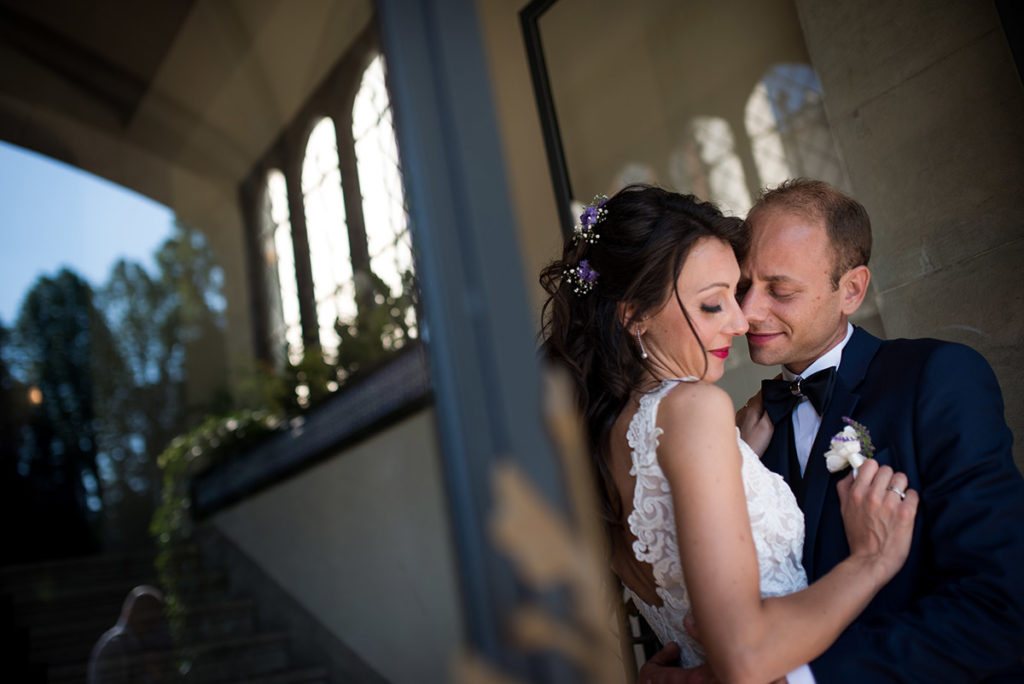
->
(566, 259), (599, 295)
(577, 259), (598, 283)
(573, 195), (609, 244)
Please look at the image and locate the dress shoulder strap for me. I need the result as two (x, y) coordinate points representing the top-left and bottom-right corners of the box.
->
(626, 378), (697, 470)
(625, 378), (695, 612)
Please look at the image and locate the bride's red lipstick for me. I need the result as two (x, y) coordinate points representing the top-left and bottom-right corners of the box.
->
(708, 347), (730, 359)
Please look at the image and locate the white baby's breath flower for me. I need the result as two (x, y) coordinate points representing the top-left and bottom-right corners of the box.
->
(824, 424), (870, 473)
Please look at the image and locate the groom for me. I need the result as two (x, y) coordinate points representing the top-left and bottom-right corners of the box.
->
(738, 178), (1024, 682)
(641, 179), (1024, 682)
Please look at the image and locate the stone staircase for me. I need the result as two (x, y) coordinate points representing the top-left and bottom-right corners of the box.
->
(0, 548), (329, 683)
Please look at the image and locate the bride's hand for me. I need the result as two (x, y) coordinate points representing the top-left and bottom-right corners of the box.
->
(836, 459), (918, 583)
(736, 390), (773, 457)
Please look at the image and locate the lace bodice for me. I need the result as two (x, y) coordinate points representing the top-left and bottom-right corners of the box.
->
(624, 378), (807, 666)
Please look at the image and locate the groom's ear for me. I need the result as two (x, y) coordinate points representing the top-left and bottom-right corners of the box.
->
(839, 265), (870, 315)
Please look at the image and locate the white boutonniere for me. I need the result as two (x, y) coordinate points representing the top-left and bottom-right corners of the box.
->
(825, 417), (876, 474)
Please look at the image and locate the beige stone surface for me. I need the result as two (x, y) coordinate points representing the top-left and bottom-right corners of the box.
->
(474, 0), (564, 324)
(214, 409), (464, 684)
(827, 35), (1024, 293)
(794, 0), (1023, 469)
(797, 0), (999, 119)
(876, 240), (1024, 469)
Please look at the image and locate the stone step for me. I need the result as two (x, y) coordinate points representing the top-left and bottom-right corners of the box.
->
(5, 546), (328, 683)
(244, 666), (330, 684)
(29, 594), (254, 640)
(30, 597), (256, 664)
(3, 551), (211, 606)
(47, 631), (292, 684)
(10, 573), (231, 631)
(3, 573), (161, 607)
(0, 546), (205, 592)
(48, 664), (329, 684)
(0, 550), (157, 589)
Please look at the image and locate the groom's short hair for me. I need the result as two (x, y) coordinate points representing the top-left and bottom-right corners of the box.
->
(748, 178), (872, 288)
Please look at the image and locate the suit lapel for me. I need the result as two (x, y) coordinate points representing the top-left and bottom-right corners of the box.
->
(799, 327), (881, 578)
(800, 375), (857, 576)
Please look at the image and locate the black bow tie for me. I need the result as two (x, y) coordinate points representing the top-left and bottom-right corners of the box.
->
(761, 367), (837, 425)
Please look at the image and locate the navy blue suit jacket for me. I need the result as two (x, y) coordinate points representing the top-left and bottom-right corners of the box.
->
(761, 327), (1024, 681)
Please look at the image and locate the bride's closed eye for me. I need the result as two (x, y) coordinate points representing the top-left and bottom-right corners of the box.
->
(700, 303), (723, 313)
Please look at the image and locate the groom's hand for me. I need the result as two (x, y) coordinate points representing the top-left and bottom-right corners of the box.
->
(836, 459), (918, 582)
(737, 390), (773, 457)
(637, 642), (718, 684)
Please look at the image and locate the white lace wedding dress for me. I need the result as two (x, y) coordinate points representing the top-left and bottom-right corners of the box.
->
(623, 378), (808, 666)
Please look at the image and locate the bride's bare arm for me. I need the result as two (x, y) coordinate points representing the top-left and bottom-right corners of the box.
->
(656, 383), (917, 684)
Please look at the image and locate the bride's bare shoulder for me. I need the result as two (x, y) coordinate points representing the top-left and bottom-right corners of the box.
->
(655, 382), (739, 467)
(658, 381), (734, 425)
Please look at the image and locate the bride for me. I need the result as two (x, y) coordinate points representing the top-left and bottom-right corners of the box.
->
(540, 185), (917, 683)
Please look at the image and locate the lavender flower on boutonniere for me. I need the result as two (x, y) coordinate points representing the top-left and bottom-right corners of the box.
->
(824, 417), (876, 474)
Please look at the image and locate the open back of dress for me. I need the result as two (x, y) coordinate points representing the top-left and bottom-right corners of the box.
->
(623, 378), (808, 666)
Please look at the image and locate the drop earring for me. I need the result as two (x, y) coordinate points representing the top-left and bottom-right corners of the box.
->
(636, 328), (649, 359)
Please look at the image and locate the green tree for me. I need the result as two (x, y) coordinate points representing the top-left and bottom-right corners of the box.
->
(7, 269), (115, 559)
(0, 323), (33, 563)
(95, 221), (228, 548)
(1, 221), (229, 559)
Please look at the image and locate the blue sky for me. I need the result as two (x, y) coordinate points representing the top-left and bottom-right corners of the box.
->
(0, 140), (174, 327)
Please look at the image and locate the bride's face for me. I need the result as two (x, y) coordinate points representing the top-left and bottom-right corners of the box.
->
(639, 237), (748, 383)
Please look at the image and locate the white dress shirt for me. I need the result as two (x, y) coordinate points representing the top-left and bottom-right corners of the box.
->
(783, 323), (853, 684)
(781, 323), (854, 475)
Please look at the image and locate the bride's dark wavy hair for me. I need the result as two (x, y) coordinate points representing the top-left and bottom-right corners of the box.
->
(540, 184), (746, 527)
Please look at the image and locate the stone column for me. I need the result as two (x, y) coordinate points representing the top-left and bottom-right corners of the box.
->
(796, 0), (1024, 469)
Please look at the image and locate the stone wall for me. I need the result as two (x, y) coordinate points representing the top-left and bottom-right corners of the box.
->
(211, 409), (463, 684)
(477, 0), (1024, 469)
(797, 0), (1024, 468)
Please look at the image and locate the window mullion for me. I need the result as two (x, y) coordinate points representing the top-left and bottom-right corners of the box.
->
(283, 148), (320, 350)
(336, 113), (373, 314)
(240, 175), (272, 364)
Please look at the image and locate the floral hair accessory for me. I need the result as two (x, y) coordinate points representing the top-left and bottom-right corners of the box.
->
(573, 194), (609, 245)
(565, 259), (599, 295)
(825, 416), (875, 474)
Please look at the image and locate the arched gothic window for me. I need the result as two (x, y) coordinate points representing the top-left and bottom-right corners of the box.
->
(670, 116), (752, 216)
(249, 49), (416, 389)
(301, 117), (355, 362)
(258, 169), (303, 367)
(353, 55), (416, 342)
(745, 63), (851, 192)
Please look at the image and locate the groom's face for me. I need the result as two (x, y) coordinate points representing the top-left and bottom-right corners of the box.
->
(738, 208), (849, 374)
